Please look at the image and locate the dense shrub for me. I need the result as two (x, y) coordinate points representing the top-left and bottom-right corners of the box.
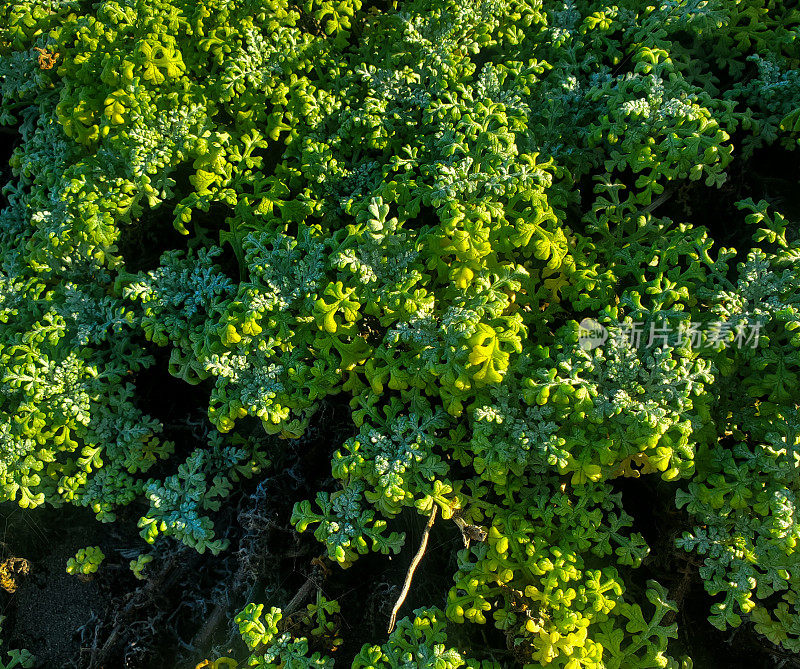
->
(2, 0), (800, 666)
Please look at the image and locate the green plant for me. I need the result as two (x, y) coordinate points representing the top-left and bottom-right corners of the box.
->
(353, 608), (485, 669)
(234, 603), (333, 668)
(0, 617), (33, 669)
(129, 553), (154, 580)
(2, 0), (800, 664)
(66, 545), (105, 576)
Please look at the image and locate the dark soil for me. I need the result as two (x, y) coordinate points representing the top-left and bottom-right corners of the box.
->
(2, 505), (110, 668)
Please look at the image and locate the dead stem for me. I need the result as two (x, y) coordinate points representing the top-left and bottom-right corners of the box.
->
(387, 505), (438, 634)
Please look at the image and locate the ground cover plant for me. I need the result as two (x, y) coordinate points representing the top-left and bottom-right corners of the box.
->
(1, 0), (800, 667)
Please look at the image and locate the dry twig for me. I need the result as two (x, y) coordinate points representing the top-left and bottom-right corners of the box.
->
(387, 505), (438, 634)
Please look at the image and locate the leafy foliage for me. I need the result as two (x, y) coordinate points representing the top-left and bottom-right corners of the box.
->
(0, 617), (33, 669)
(2, 0), (800, 664)
(66, 545), (105, 576)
